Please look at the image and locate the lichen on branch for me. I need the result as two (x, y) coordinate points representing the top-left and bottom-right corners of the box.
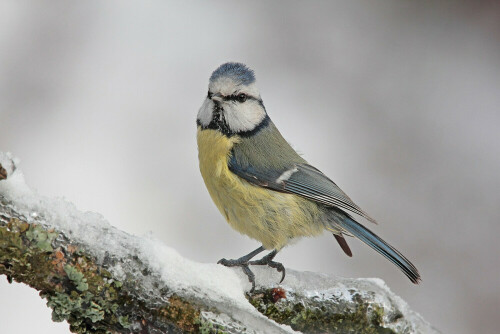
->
(0, 215), (202, 333)
(0, 154), (438, 334)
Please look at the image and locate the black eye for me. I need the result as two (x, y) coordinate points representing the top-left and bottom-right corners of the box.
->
(237, 93), (247, 103)
(207, 91), (213, 99)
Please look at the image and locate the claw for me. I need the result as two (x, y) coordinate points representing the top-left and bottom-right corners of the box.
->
(249, 250), (286, 283)
(218, 259), (257, 292)
(268, 262), (286, 283)
(217, 247), (286, 291)
(217, 259), (235, 267)
(217, 246), (266, 292)
(241, 265), (256, 292)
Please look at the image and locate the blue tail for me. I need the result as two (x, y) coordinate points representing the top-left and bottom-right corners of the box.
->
(337, 216), (421, 284)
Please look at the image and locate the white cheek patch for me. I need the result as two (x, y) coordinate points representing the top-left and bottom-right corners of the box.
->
(204, 78), (265, 133)
(197, 98), (214, 126)
(276, 167), (299, 184)
(224, 100), (266, 133)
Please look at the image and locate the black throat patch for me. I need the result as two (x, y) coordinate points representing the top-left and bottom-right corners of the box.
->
(205, 103), (232, 136)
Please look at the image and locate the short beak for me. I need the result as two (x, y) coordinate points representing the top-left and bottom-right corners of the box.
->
(211, 93), (223, 102)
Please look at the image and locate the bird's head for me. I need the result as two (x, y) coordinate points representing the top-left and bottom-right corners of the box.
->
(197, 62), (268, 136)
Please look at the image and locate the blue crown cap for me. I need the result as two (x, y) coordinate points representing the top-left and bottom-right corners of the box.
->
(210, 62), (255, 85)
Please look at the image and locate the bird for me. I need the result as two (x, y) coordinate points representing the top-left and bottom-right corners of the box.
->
(196, 62), (420, 291)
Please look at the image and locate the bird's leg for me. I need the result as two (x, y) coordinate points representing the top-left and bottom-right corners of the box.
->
(218, 246), (265, 292)
(249, 249), (286, 283)
(218, 246), (265, 266)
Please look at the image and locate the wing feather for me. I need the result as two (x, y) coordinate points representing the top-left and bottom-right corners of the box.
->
(229, 155), (377, 224)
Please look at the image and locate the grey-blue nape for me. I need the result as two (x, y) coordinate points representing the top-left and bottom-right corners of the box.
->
(210, 62), (255, 85)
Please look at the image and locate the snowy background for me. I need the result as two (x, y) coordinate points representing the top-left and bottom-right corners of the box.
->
(1, 1), (499, 333)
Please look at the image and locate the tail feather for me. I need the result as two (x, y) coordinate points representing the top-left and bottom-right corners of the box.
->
(337, 216), (421, 284)
(334, 234), (353, 257)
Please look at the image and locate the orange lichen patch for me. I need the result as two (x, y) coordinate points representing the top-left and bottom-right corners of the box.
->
(51, 249), (67, 273)
(0, 163), (7, 180)
(271, 287), (286, 303)
(66, 245), (77, 253)
(55, 250), (64, 260)
(74, 255), (94, 274)
(156, 295), (200, 332)
(6, 219), (29, 233)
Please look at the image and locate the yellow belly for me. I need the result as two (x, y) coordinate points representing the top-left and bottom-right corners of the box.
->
(197, 127), (324, 250)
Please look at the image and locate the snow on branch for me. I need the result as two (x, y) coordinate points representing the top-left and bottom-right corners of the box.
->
(0, 152), (438, 334)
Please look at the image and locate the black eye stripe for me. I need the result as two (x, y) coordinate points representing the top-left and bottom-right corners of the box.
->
(208, 91), (260, 103)
(224, 95), (237, 101)
(222, 94), (258, 102)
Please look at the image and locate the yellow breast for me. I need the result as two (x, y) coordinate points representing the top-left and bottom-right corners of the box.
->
(197, 127), (324, 250)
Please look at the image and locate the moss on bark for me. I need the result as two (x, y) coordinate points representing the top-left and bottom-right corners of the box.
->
(0, 217), (203, 333)
(248, 288), (396, 334)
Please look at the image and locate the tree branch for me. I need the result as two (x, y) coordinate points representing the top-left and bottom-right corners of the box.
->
(0, 153), (438, 334)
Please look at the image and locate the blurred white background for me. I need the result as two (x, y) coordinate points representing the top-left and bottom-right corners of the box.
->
(1, 1), (500, 333)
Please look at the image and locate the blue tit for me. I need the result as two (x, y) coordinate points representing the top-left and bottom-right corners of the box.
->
(197, 62), (420, 290)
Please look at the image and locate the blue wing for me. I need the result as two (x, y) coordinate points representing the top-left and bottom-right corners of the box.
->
(228, 155), (377, 224)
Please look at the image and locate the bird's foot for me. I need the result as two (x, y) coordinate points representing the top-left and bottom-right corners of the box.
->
(217, 247), (284, 292)
(218, 258), (257, 291)
(249, 251), (286, 283)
